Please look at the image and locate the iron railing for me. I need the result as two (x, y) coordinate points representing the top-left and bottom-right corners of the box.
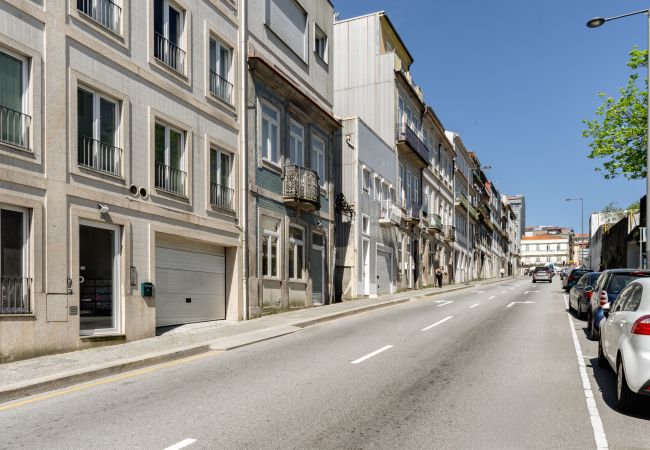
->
(77, 0), (122, 34)
(209, 70), (234, 104)
(0, 105), (31, 150)
(428, 213), (443, 231)
(396, 122), (429, 164)
(78, 135), (122, 176)
(155, 162), (187, 195)
(0, 277), (31, 314)
(154, 32), (186, 74)
(282, 165), (320, 209)
(406, 201), (421, 220)
(444, 225), (456, 241)
(210, 183), (234, 211)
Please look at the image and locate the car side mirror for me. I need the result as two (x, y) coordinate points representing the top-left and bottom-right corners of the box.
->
(602, 302), (611, 317)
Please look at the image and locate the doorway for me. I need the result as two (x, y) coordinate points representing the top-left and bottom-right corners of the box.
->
(362, 238), (370, 296)
(311, 232), (325, 305)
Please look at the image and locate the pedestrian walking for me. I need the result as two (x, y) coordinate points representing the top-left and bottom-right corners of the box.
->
(435, 267), (443, 287)
(500, 267), (505, 278)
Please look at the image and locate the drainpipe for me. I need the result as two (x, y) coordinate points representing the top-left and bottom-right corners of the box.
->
(240, 0), (249, 320)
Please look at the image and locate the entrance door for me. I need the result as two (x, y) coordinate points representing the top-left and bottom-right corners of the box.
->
(413, 240), (419, 288)
(311, 232), (324, 305)
(79, 223), (119, 334)
(376, 247), (392, 294)
(362, 238), (370, 296)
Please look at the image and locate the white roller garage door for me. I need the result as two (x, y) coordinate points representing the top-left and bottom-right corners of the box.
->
(155, 240), (226, 327)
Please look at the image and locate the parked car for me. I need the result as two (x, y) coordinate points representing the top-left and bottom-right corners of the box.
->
(588, 269), (650, 341)
(568, 272), (600, 320)
(598, 278), (650, 411)
(563, 268), (593, 292)
(560, 268), (569, 280)
(532, 266), (552, 283)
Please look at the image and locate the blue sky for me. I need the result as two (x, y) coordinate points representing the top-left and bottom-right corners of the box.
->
(333, 0), (647, 233)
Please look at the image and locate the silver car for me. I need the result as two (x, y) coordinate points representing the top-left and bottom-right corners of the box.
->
(532, 267), (551, 283)
(599, 278), (650, 410)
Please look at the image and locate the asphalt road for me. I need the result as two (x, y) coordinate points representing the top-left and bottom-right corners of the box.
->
(1, 277), (650, 449)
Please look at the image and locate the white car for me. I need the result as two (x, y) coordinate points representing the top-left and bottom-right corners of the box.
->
(598, 278), (650, 410)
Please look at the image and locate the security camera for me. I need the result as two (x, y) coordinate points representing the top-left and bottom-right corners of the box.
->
(98, 203), (109, 215)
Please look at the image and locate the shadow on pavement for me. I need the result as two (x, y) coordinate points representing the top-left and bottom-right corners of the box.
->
(588, 357), (650, 420)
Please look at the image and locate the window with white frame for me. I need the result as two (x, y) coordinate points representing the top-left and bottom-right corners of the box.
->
(397, 236), (403, 273)
(311, 134), (325, 185)
(0, 206), (30, 314)
(362, 169), (371, 196)
(209, 37), (233, 104)
(261, 217), (280, 278)
(0, 49), (30, 150)
(289, 119), (304, 166)
(261, 101), (279, 164)
(374, 176), (381, 202)
(398, 164), (405, 204)
(153, 0), (186, 74)
(362, 214), (370, 235)
(77, 0), (122, 34)
(413, 176), (419, 205)
(210, 148), (233, 211)
(314, 25), (328, 62)
(382, 183), (390, 209)
(77, 87), (121, 176)
(398, 96), (405, 124)
(266, 0), (308, 61)
(288, 225), (304, 280)
(406, 170), (412, 205)
(154, 121), (186, 195)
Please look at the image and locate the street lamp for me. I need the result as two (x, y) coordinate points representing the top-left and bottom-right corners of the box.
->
(566, 197), (584, 267)
(587, 9), (650, 270)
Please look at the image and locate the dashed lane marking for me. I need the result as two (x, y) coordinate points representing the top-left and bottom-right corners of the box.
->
(164, 439), (197, 450)
(488, 296), (496, 300)
(436, 301), (453, 307)
(469, 303), (479, 309)
(506, 301), (535, 308)
(421, 316), (454, 331)
(351, 345), (394, 364)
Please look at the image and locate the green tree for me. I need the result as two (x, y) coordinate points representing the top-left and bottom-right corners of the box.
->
(628, 200), (641, 211)
(582, 47), (648, 180)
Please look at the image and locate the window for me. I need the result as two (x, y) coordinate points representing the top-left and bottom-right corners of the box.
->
(311, 134), (325, 185)
(406, 171), (412, 205)
(288, 225), (304, 280)
(266, 0), (308, 61)
(362, 169), (371, 196)
(314, 25), (328, 62)
(153, 0), (186, 74)
(210, 148), (233, 211)
(398, 164), (405, 204)
(623, 285), (642, 312)
(154, 121), (186, 195)
(261, 217), (280, 278)
(413, 176), (419, 205)
(77, 87), (121, 176)
(374, 176), (381, 202)
(362, 214), (370, 235)
(0, 206), (30, 314)
(397, 238), (403, 273)
(77, 0), (122, 34)
(289, 120), (304, 166)
(261, 101), (279, 164)
(382, 183), (390, 209)
(0, 49), (30, 149)
(209, 38), (233, 104)
(398, 96), (405, 124)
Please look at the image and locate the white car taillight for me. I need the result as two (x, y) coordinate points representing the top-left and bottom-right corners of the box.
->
(631, 315), (650, 335)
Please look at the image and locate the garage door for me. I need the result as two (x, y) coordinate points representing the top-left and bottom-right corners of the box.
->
(155, 240), (226, 327)
(376, 248), (392, 295)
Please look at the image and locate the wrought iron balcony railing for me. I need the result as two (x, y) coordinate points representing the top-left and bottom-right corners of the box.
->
(209, 70), (234, 104)
(282, 165), (320, 210)
(0, 104), (31, 150)
(154, 32), (186, 74)
(155, 162), (187, 195)
(379, 199), (401, 225)
(1, 277), (31, 314)
(78, 135), (123, 176)
(405, 201), (421, 222)
(443, 225), (456, 241)
(210, 182), (234, 211)
(427, 213), (443, 232)
(77, 0), (122, 34)
(396, 122), (429, 165)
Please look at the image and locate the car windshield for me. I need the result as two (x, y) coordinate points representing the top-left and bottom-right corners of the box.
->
(607, 273), (650, 295)
(572, 270), (589, 277)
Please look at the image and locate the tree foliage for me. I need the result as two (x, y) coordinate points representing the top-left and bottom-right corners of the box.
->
(582, 47), (648, 180)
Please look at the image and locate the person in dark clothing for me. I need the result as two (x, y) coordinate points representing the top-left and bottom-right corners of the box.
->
(435, 267), (443, 287)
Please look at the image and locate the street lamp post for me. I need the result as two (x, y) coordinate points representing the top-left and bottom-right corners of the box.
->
(566, 197), (584, 267)
(587, 9), (650, 270)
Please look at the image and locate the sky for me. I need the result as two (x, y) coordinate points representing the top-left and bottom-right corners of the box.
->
(333, 0), (648, 234)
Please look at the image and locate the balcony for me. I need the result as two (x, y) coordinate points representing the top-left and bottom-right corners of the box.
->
(396, 123), (429, 167)
(155, 162), (187, 196)
(154, 32), (186, 74)
(455, 193), (479, 220)
(282, 165), (320, 211)
(0, 105), (31, 150)
(209, 70), (234, 105)
(405, 201), (421, 223)
(78, 136), (123, 177)
(77, 0), (122, 34)
(210, 183), (234, 212)
(379, 200), (401, 226)
(443, 225), (456, 242)
(427, 213), (443, 234)
(1, 277), (31, 314)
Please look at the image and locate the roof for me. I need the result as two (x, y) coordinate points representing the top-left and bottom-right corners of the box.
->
(521, 234), (566, 241)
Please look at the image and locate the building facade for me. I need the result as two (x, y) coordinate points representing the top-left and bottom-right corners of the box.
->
(521, 234), (571, 269)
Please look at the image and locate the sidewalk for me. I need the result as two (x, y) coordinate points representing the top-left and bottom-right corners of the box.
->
(0, 277), (512, 403)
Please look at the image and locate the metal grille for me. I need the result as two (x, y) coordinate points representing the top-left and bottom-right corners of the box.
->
(78, 136), (122, 176)
(282, 165), (320, 208)
(77, 0), (122, 34)
(210, 183), (234, 211)
(0, 277), (31, 314)
(154, 32), (186, 74)
(0, 105), (31, 150)
(155, 162), (187, 195)
(209, 71), (234, 104)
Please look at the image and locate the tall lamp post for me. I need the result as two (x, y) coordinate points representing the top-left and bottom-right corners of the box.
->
(587, 9), (650, 270)
(566, 197), (584, 267)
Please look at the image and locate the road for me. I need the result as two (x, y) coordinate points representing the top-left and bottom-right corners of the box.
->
(1, 277), (650, 449)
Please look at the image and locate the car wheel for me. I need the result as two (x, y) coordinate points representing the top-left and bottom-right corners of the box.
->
(598, 338), (608, 368)
(590, 314), (599, 341)
(616, 358), (637, 411)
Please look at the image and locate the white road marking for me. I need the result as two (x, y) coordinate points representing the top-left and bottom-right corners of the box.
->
(436, 301), (453, 307)
(421, 316), (454, 331)
(471, 290), (486, 294)
(164, 439), (197, 450)
(469, 303), (479, 309)
(510, 287), (514, 290)
(506, 301), (534, 308)
(351, 345), (394, 364)
(501, 290), (507, 294)
(488, 296), (496, 300)
(563, 294), (608, 450)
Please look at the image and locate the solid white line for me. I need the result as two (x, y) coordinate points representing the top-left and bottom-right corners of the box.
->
(563, 294), (608, 450)
(164, 439), (197, 450)
(469, 303), (479, 309)
(421, 316), (453, 331)
(351, 345), (393, 364)
(488, 296), (496, 300)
